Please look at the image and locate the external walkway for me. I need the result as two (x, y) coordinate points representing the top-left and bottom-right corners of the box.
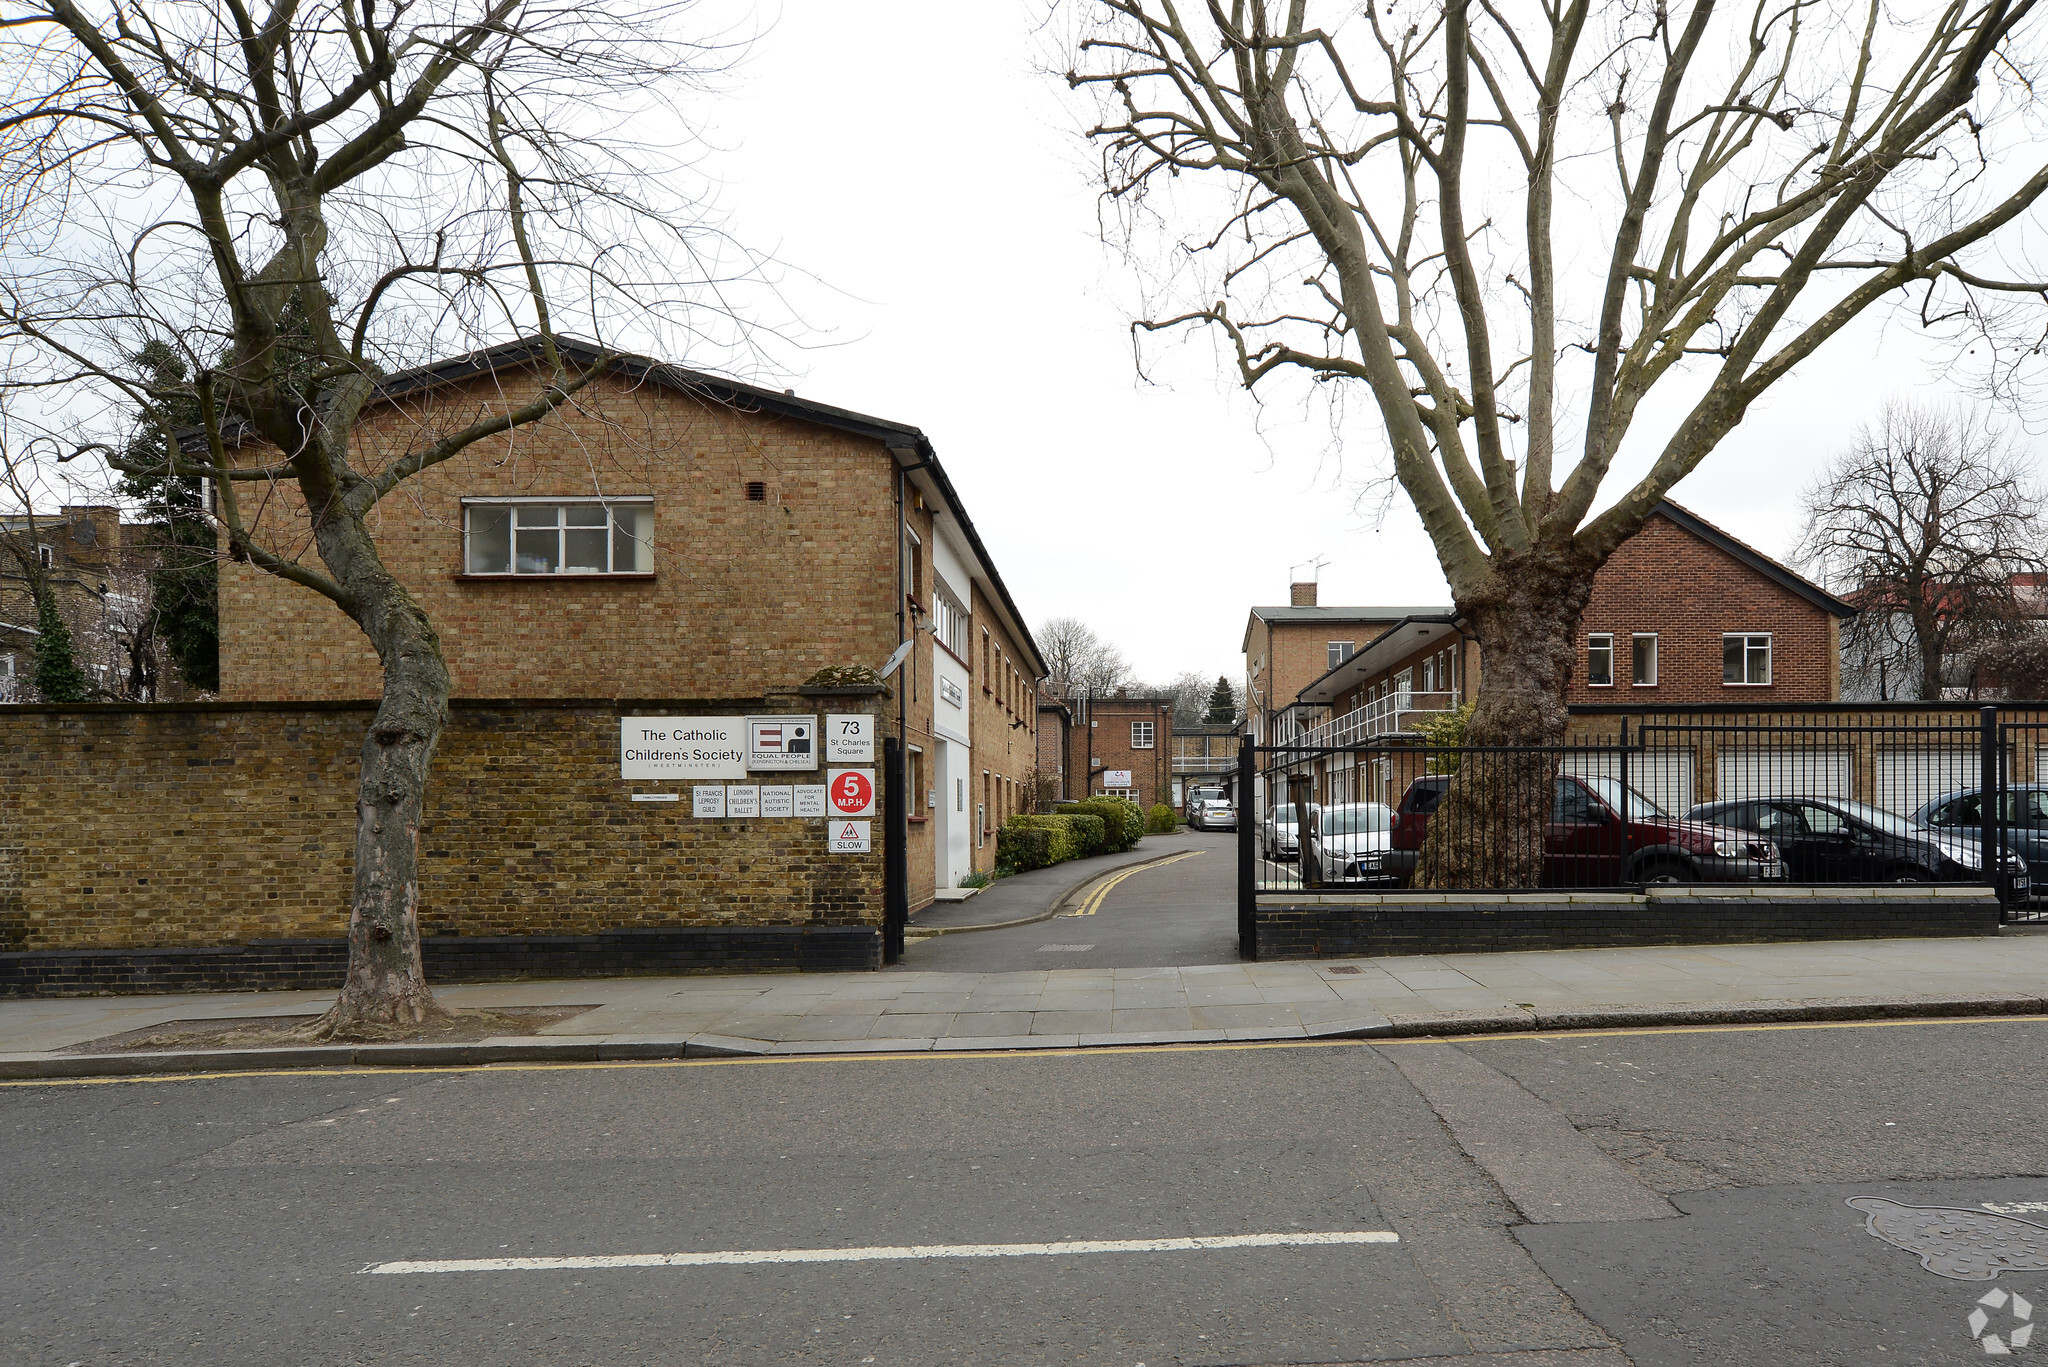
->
(5, 932), (2047, 1078)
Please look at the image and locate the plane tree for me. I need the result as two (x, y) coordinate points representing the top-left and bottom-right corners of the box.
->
(1067, 0), (2048, 884)
(0, 0), (756, 1028)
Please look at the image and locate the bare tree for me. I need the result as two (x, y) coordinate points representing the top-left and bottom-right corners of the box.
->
(1037, 616), (1133, 697)
(1799, 403), (2044, 701)
(0, 0), (764, 1029)
(1067, 0), (2048, 884)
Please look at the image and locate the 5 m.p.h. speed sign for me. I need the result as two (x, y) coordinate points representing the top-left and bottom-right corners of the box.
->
(826, 768), (875, 817)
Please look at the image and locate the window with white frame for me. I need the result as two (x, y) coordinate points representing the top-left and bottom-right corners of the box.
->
(463, 499), (652, 575)
(1131, 720), (1155, 749)
(0, 653), (14, 701)
(931, 579), (970, 659)
(1632, 634), (1659, 687)
(37, 544), (54, 569)
(1103, 786), (1136, 800)
(1723, 633), (1772, 685)
(1327, 641), (1354, 670)
(1586, 634), (1615, 687)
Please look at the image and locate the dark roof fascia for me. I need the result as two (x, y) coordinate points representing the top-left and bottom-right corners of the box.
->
(1293, 612), (1462, 704)
(1654, 500), (1856, 618)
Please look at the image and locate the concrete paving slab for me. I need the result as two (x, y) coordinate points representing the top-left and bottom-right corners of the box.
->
(945, 1011), (1035, 1037)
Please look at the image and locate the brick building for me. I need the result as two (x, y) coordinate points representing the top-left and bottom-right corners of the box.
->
(1240, 588), (1450, 747)
(1251, 502), (1857, 810)
(0, 506), (153, 702)
(1056, 691), (1175, 811)
(212, 338), (1045, 924)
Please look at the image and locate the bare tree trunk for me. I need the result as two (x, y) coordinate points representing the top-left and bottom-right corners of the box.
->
(1414, 547), (1595, 889)
(309, 518), (452, 1036)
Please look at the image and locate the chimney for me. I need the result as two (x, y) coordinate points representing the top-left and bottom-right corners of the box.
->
(1290, 580), (1318, 607)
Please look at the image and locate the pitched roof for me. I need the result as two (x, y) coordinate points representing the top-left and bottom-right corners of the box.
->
(1654, 501), (1856, 618)
(195, 336), (1048, 677)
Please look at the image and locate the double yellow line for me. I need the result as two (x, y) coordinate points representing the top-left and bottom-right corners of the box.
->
(1062, 851), (1203, 916)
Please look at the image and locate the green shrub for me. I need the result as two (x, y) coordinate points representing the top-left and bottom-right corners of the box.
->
(1008, 813), (1098, 863)
(960, 870), (993, 888)
(1146, 803), (1178, 834)
(996, 823), (1053, 874)
(1060, 797), (1144, 852)
(1414, 702), (1476, 774)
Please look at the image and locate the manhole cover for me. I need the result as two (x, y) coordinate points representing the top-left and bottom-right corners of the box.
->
(1325, 966), (1363, 975)
(1849, 1197), (2048, 1280)
(1037, 944), (1096, 952)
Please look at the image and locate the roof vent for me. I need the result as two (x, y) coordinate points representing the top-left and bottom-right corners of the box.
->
(1290, 580), (1318, 607)
(744, 481), (767, 502)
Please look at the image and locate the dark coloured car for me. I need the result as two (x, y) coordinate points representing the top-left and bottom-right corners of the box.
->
(1915, 786), (2048, 901)
(1685, 796), (2030, 895)
(1389, 774), (1782, 887)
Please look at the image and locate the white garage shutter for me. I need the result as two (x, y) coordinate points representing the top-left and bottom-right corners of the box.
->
(1562, 751), (1697, 816)
(1874, 748), (1980, 818)
(1716, 748), (1853, 802)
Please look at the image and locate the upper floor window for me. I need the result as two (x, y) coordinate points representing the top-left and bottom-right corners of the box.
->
(1131, 720), (1155, 749)
(1327, 640), (1354, 671)
(37, 544), (54, 569)
(1723, 633), (1772, 685)
(1586, 633), (1615, 687)
(464, 499), (651, 575)
(905, 525), (924, 602)
(1632, 633), (1659, 687)
(931, 579), (970, 659)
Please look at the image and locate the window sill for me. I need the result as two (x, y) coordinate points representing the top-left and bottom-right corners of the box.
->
(456, 572), (657, 582)
(908, 815), (929, 825)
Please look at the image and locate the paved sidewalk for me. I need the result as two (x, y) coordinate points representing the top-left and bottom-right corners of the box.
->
(905, 831), (1215, 933)
(5, 931), (2048, 1077)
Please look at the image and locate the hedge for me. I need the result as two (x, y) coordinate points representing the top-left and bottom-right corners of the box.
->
(1146, 803), (1178, 833)
(1058, 797), (1144, 853)
(1007, 813), (1101, 864)
(996, 822), (1053, 873)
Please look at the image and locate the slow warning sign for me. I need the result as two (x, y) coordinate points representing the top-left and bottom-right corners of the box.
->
(830, 820), (871, 853)
(827, 768), (875, 817)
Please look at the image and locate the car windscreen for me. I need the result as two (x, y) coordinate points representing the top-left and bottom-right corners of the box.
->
(1320, 804), (1391, 836)
(1582, 776), (1666, 820)
(1836, 800), (1924, 838)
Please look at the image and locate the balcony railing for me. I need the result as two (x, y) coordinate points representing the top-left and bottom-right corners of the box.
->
(1172, 754), (1239, 772)
(1296, 690), (1461, 748)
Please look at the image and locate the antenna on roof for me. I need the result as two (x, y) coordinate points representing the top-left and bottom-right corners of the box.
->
(1290, 555), (1330, 583)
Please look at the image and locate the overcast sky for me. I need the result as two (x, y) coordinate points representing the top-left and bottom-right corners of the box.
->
(695, 0), (2005, 688)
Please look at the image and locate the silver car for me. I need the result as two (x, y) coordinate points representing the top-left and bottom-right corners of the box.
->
(1193, 798), (1237, 831)
(1306, 802), (1397, 884)
(1262, 803), (1319, 860)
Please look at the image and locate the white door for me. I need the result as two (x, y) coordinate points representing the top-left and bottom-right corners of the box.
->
(932, 739), (972, 888)
(1715, 748), (1853, 802)
(1874, 747), (1980, 817)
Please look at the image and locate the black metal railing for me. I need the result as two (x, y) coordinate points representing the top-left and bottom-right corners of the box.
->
(1238, 708), (2038, 917)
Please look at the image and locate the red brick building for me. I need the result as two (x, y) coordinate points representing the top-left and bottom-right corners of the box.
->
(1058, 691), (1175, 811)
(1258, 502), (1856, 809)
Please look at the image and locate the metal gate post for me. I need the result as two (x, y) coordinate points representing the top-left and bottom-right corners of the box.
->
(883, 735), (908, 964)
(1237, 736), (1257, 961)
(1980, 706), (2003, 910)
(1618, 717), (1631, 884)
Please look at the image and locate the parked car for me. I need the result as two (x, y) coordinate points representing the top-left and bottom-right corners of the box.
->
(1389, 774), (1783, 886)
(1192, 798), (1236, 832)
(1305, 802), (1397, 884)
(1262, 803), (1319, 860)
(1914, 786), (2048, 900)
(1184, 784), (1224, 817)
(1688, 796), (2030, 895)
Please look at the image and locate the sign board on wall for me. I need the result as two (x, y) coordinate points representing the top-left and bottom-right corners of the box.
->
(692, 786), (726, 818)
(827, 769), (876, 817)
(826, 714), (874, 763)
(1104, 770), (1133, 787)
(830, 820), (871, 853)
(747, 715), (818, 771)
(621, 717), (746, 781)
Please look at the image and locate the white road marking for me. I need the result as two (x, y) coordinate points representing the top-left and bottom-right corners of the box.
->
(363, 1229), (1399, 1274)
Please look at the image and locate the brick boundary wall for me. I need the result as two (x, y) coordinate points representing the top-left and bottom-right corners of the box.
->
(0, 697), (886, 992)
(0, 925), (880, 998)
(1255, 896), (2003, 959)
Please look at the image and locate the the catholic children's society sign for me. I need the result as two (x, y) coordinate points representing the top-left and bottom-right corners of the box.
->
(620, 717), (748, 780)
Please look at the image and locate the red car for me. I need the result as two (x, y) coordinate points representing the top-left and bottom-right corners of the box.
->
(1386, 774), (1782, 887)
